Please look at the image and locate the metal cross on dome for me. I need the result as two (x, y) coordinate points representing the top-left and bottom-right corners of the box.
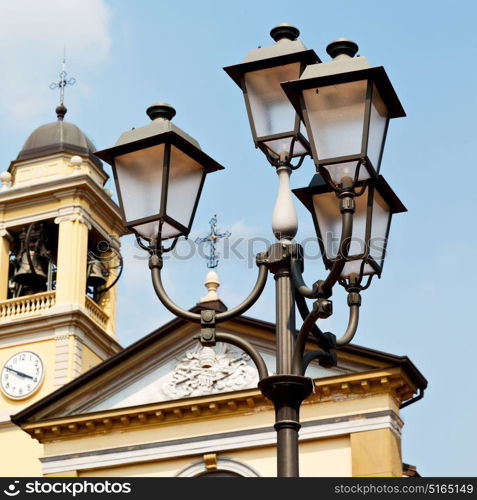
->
(49, 53), (76, 106)
(195, 215), (231, 269)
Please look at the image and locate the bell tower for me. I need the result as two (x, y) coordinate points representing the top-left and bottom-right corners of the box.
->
(0, 103), (124, 476)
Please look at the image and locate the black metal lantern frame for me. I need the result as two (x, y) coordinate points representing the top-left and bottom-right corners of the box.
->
(224, 30), (320, 166)
(95, 114), (224, 247)
(282, 66), (405, 185)
(293, 174), (406, 283)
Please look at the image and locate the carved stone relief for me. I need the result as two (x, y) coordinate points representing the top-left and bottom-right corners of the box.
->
(160, 343), (258, 399)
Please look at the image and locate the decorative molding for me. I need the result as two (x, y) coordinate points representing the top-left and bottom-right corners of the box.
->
(39, 410), (401, 475)
(0, 228), (13, 242)
(20, 366), (412, 444)
(0, 291), (56, 322)
(0, 174), (125, 238)
(84, 297), (109, 332)
(203, 453), (218, 470)
(0, 419), (17, 432)
(177, 456), (260, 477)
(54, 210), (92, 230)
(54, 336), (70, 388)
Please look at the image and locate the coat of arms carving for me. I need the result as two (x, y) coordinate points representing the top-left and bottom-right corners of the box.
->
(160, 343), (258, 399)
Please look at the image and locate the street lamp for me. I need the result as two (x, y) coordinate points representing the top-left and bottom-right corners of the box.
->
(96, 25), (406, 478)
(224, 23), (319, 165)
(95, 102), (224, 242)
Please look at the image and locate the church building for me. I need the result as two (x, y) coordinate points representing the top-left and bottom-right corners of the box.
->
(0, 103), (427, 478)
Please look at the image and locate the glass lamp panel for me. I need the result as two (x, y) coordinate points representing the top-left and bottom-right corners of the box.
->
(369, 188), (391, 267)
(264, 136), (308, 159)
(114, 143), (165, 224)
(133, 221), (180, 241)
(303, 80), (368, 182)
(244, 62), (301, 141)
(347, 188), (369, 259)
(166, 145), (205, 228)
(341, 259), (374, 278)
(324, 161), (370, 185)
(312, 184), (378, 278)
(312, 191), (341, 260)
(366, 84), (389, 171)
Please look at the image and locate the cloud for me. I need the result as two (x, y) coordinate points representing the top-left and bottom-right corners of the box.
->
(0, 0), (111, 125)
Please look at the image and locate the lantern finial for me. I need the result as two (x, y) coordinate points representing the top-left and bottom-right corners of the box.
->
(270, 23), (300, 42)
(146, 102), (176, 121)
(326, 38), (359, 59)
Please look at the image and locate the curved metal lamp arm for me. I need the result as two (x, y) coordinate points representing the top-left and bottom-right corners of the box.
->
(290, 192), (354, 300)
(149, 254), (268, 325)
(214, 332), (268, 380)
(215, 261), (268, 322)
(292, 291), (361, 375)
(320, 209), (354, 293)
(295, 292), (326, 342)
(290, 259), (315, 299)
(291, 303), (324, 375)
(150, 258), (202, 323)
(335, 303), (360, 346)
(302, 350), (337, 375)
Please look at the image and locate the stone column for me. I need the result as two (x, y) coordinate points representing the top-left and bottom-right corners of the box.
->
(0, 229), (12, 300)
(54, 213), (90, 308)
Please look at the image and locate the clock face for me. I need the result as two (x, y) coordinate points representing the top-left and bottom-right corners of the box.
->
(1, 351), (44, 400)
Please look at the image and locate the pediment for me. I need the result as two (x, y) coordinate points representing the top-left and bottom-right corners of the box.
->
(12, 314), (396, 424)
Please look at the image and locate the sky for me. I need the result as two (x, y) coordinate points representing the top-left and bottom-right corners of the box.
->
(0, 0), (475, 477)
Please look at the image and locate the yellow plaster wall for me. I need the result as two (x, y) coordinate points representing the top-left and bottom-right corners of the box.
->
(0, 426), (43, 476)
(49, 437), (351, 478)
(350, 428), (402, 477)
(229, 438), (352, 477)
(81, 344), (104, 373)
(1, 200), (59, 223)
(0, 234), (10, 300)
(0, 339), (56, 477)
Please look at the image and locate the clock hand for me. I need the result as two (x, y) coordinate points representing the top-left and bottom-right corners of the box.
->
(5, 366), (34, 380)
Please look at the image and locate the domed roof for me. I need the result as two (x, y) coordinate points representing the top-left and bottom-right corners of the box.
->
(16, 105), (103, 169)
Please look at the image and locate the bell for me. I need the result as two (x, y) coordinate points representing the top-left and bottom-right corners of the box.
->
(87, 258), (108, 288)
(13, 250), (48, 287)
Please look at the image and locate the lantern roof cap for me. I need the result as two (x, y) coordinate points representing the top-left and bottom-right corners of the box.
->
(94, 102), (224, 176)
(109, 102), (200, 151)
(300, 52), (371, 81)
(242, 25), (308, 64)
(223, 25), (320, 87)
(281, 40), (406, 119)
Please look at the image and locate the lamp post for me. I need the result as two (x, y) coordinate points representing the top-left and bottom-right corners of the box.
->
(95, 24), (406, 478)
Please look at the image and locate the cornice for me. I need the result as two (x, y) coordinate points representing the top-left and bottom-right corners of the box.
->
(0, 307), (121, 357)
(16, 366), (414, 443)
(0, 175), (125, 236)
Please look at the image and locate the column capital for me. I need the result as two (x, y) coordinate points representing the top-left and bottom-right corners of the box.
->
(54, 210), (92, 230)
(0, 228), (13, 242)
